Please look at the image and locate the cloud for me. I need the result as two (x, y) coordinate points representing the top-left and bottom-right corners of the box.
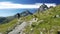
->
(0, 2), (56, 9)
(0, 2), (39, 9)
(35, 3), (56, 7)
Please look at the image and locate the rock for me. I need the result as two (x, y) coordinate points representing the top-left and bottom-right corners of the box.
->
(38, 3), (48, 12)
(32, 18), (38, 22)
(30, 28), (33, 31)
(8, 22), (28, 34)
(56, 15), (60, 18)
(50, 29), (55, 34)
(53, 15), (60, 18)
(0, 33), (2, 34)
(40, 31), (43, 34)
(43, 28), (46, 31)
(29, 18), (38, 26)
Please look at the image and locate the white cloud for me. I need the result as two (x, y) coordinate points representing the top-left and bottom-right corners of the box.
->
(36, 3), (56, 7)
(0, 2), (39, 9)
(0, 2), (56, 9)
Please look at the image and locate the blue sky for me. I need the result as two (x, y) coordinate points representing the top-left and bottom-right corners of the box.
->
(0, 0), (60, 4)
(0, 0), (60, 17)
(0, 8), (37, 17)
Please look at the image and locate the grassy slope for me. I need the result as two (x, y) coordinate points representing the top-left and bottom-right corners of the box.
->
(0, 5), (60, 34)
(0, 18), (18, 34)
(23, 5), (60, 34)
(0, 15), (33, 34)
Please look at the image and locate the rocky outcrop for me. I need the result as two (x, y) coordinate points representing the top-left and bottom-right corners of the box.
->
(38, 3), (48, 12)
(20, 10), (33, 17)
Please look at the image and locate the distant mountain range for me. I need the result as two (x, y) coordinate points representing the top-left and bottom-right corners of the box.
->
(0, 16), (16, 24)
(0, 17), (6, 24)
(0, 10), (33, 24)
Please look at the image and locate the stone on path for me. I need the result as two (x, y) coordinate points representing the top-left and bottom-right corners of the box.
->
(8, 18), (38, 34)
(8, 22), (28, 34)
(56, 15), (60, 18)
(40, 31), (43, 34)
(29, 18), (38, 26)
(0, 33), (2, 34)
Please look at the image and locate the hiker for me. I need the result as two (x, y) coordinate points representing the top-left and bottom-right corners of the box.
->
(17, 13), (20, 19)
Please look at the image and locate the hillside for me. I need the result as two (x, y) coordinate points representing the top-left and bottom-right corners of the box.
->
(0, 18), (18, 34)
(21, 5), (60, 34)
(0, 17), (6, 24)
(0, 9), (34, 34)
(0, 16), (16, 24)
(0, 5), (60, 34)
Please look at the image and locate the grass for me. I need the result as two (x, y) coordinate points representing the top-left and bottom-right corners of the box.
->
(23, 5), (60, 34)
(0, 5), (60, 34)
(0, 18), (18, 34)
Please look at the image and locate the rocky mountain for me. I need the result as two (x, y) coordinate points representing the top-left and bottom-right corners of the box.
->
(38, 3), (48, 12)
(15, 10), (33, 18)
(20, 10), (33, 17)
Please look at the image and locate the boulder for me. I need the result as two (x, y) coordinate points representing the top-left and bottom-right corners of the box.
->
(0, 33), (2, 34)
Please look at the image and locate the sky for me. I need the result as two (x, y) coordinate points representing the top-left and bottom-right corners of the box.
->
(0, 0), (60, 17)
